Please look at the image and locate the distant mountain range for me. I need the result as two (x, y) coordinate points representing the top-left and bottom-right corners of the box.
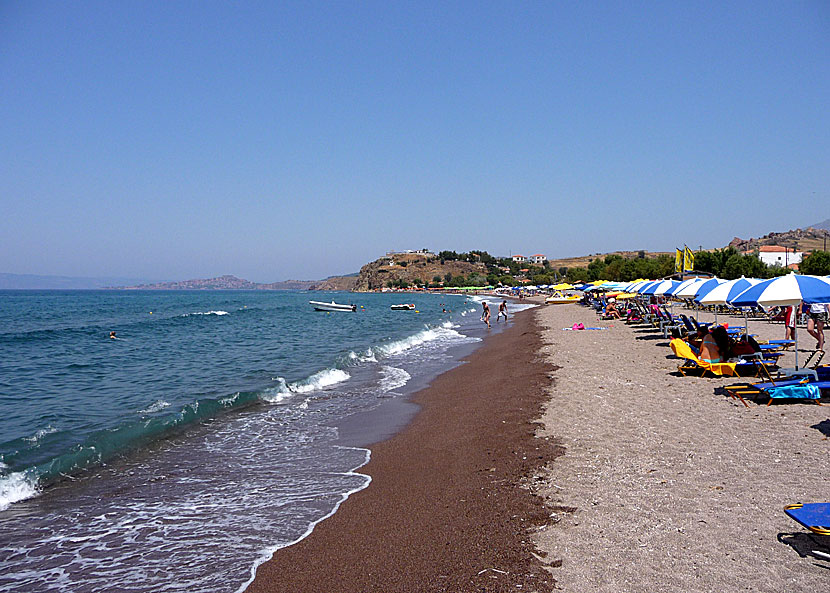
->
(0, 273), (155, 290)
(117, 275), (317, 290)
(809, 218), (830, 232)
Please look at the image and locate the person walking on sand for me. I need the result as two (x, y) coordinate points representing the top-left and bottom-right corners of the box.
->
(497, 299), (508, 322)
(481, 302), (491, 328)
(806, 302), (829, 351)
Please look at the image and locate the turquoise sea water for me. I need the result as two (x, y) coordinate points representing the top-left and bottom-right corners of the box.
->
(0, 290), (521, 592)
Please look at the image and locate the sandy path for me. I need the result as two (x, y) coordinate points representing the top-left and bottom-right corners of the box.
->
(533, 302), (829, 592)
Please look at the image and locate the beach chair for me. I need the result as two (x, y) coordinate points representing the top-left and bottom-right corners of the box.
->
(669, 339), (779, 379)
(670, 339), (738, 377)
(784, 503), (830, 536)
(723, 366), (829, 406)
(657, 306), (683, 338)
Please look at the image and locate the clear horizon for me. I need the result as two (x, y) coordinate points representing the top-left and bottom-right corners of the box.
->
(2, 2), (828, 283)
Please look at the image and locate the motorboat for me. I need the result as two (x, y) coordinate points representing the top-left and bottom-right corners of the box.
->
(390, 303), (416, 311)
(544, 291), (580, 305)
(310, 300), (357, 312)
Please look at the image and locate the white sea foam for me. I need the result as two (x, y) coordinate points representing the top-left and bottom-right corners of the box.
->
(184, 310), (229, 317)
(379, 366), (411, 392)
(139, 400), (171, 414)
(347, 349), (377, 363)
(23, 426), (57, 443)
(262, 369), (351, 403)
(290, 369), (351, 394)
(373, 326), (473, 358)
(0, 471), (40, 511)
(235, 447), (372, 593)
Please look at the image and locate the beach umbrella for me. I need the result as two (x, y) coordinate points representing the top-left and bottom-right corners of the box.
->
(635, 281), (659, 294)
(673, 278), (723, 322)
(625, 280), (651, 292)
(552, 283), (574, 290)
(642, 280), (678, 296)
(699, 276), (761, 328)
(730, 274), (830, 369)
(700, 277), (761, 306)
(655, 280), (681, 296)
(730, 274), (830, 307)
(691, 278), (726, 302)
(667, 277), (705, 297)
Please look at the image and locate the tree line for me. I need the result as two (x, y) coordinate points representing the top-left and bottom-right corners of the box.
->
(386, 247), (830, 289)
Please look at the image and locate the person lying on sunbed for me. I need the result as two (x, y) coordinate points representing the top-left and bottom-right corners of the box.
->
(700, 325), (730, 363)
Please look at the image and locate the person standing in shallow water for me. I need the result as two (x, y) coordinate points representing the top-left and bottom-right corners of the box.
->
(497, 299), (508, 322)
(481, 301), (491, 328)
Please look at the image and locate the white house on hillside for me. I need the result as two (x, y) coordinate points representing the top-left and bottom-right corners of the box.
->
(749, 246), (803, 268)
(512, 254), (526, 263)
(530, 254), (546, 264)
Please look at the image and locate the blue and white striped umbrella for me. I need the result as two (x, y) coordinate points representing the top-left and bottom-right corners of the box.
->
(642, 280), (678, 295)
(699, 277), (761, 306)
(691, 278), (726, 302)
(675, 278), (719, 298)
(635, 281), (660, 294)
(665, 277), (705, 296)
(730, 274), (830, 368)
(730, 274), (830, 307)
(625, 280), (652, 292)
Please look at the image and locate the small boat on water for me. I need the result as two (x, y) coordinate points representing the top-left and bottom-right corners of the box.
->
(545, 291), (580, 305)
(390, 303), (416, 311)
(310, 300), (357, 312)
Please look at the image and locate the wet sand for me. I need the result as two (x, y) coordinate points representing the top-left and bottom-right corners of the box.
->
(248, 306), (562, 592)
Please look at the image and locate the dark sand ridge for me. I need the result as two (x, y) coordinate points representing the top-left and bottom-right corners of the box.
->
(248, 306), (562, 592)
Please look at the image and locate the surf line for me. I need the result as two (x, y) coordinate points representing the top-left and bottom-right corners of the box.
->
(235, 445), (373, 593)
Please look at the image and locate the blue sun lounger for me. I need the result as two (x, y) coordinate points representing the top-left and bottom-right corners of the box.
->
(784, 503), (830, 536)
(724, 379), (828, 406)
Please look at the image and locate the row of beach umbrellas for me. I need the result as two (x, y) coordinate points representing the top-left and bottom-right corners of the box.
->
(588, 274), (830, 307)
(586, 273), (830, 369)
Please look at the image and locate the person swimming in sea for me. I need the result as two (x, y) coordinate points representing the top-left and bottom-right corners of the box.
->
(109, 331), (117, 339)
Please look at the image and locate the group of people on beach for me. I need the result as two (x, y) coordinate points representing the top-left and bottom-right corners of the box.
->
(480, 300), (508, 328)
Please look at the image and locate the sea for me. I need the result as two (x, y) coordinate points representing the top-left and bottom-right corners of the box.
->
(0, 290), (530, 592)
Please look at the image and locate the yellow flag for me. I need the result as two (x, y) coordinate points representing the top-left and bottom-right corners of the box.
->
(684, 246), (694, 272)
(675, 249), (683, 274)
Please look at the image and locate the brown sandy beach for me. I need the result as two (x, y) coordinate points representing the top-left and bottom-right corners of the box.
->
(248, 298), (829, 592)
(248, 305), (561, 592)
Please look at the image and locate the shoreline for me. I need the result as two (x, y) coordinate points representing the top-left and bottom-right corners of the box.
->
(247, 305), (561, 592)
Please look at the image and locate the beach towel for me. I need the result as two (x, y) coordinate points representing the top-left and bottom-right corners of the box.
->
(766, 384), (821, 400)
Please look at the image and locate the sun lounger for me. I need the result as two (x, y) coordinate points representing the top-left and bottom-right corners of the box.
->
(784, 503), (830, 536)
(723, 374), (828, 407)
(669, 339), (779, 378)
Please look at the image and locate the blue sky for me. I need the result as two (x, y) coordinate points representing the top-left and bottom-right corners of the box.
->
(1, 2), (828, 282)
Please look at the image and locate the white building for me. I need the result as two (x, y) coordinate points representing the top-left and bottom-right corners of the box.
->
(751, 246), (802, 268)
(512, 254), (527, 263)
(529, 254), (546, 265)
